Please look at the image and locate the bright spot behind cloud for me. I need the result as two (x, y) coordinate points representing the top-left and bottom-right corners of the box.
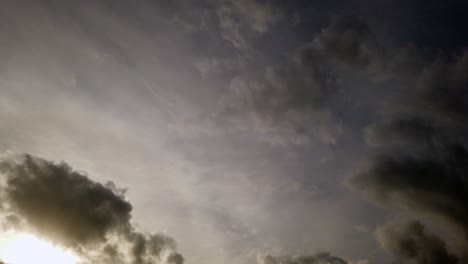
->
(0, 233), (79, 264)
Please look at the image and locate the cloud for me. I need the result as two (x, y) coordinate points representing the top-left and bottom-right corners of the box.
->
(364, 118), (438, 148)
(350, 48), (468, 262)
(216, 0), (283, 48)
(306, 15), (374, 67)
(220, 67), (341, 145)
(184, 16), (379, 146)
(349, 261), (369, 264)
(228, 0), (282, 34)
(350, 144), (468, 257)
(258, 252), (348, 264)
(413, 50), (468, 127)
(376, 220), (458, 264)
(0, 153), (183, 264)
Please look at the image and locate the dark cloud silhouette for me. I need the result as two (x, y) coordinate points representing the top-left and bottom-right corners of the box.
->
(0, 154), (183, 264)
(351, 47), (468, 262)
(167, 252), (184, 264)
(127, 232), (182, 264)
(0, 154), (133, 246)
(258, 252), (348, 264)
(351, 145), (468, 259)
(376, 220), (458, 264)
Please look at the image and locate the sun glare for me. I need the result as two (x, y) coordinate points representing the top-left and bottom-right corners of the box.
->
(0, 233), (79, 264)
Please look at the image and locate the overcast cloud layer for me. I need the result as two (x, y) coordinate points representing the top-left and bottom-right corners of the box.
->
(0, 0), (467, 263)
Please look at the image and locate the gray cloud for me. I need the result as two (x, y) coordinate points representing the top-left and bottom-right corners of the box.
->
(167, 252), (185, 264)
(414, 50), (468, 126)
(348, 261), (370, 264)
(1, 1), (465, 263)
(258, 252), (348, 264)
(216, 0), (283, 49)
(303, 15), (374, 67)
(0, 153), (183, 264)
(184, 16), (378, 146)
(364, 118), (438, 148)
(350, 47), (468, 262)
(376, 220), (458, 264)
(350, 145), (468, 259)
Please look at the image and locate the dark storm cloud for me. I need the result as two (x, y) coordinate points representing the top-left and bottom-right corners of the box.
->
(376, 220), (458, 264)
(258, 252), (347, 264)
(350, 43), (468, 261)
(186, 16), (376, 145)
(350, 145), (468, 255)
(0, 154), (183, 264)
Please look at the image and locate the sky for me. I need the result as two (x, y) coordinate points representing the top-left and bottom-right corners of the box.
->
(0, 0), (467, 263)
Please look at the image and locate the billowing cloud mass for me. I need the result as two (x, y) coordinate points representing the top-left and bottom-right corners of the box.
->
(351, 145), (468, 246)
(376, 220), (458, 264)
(258, 252), (347, 264)
(0, 1), (467, 264)
(0, 154), (183, 264)
(350, 46), (468, 261)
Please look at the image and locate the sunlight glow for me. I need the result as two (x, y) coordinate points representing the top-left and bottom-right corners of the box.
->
(0, 233), (79, 264)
